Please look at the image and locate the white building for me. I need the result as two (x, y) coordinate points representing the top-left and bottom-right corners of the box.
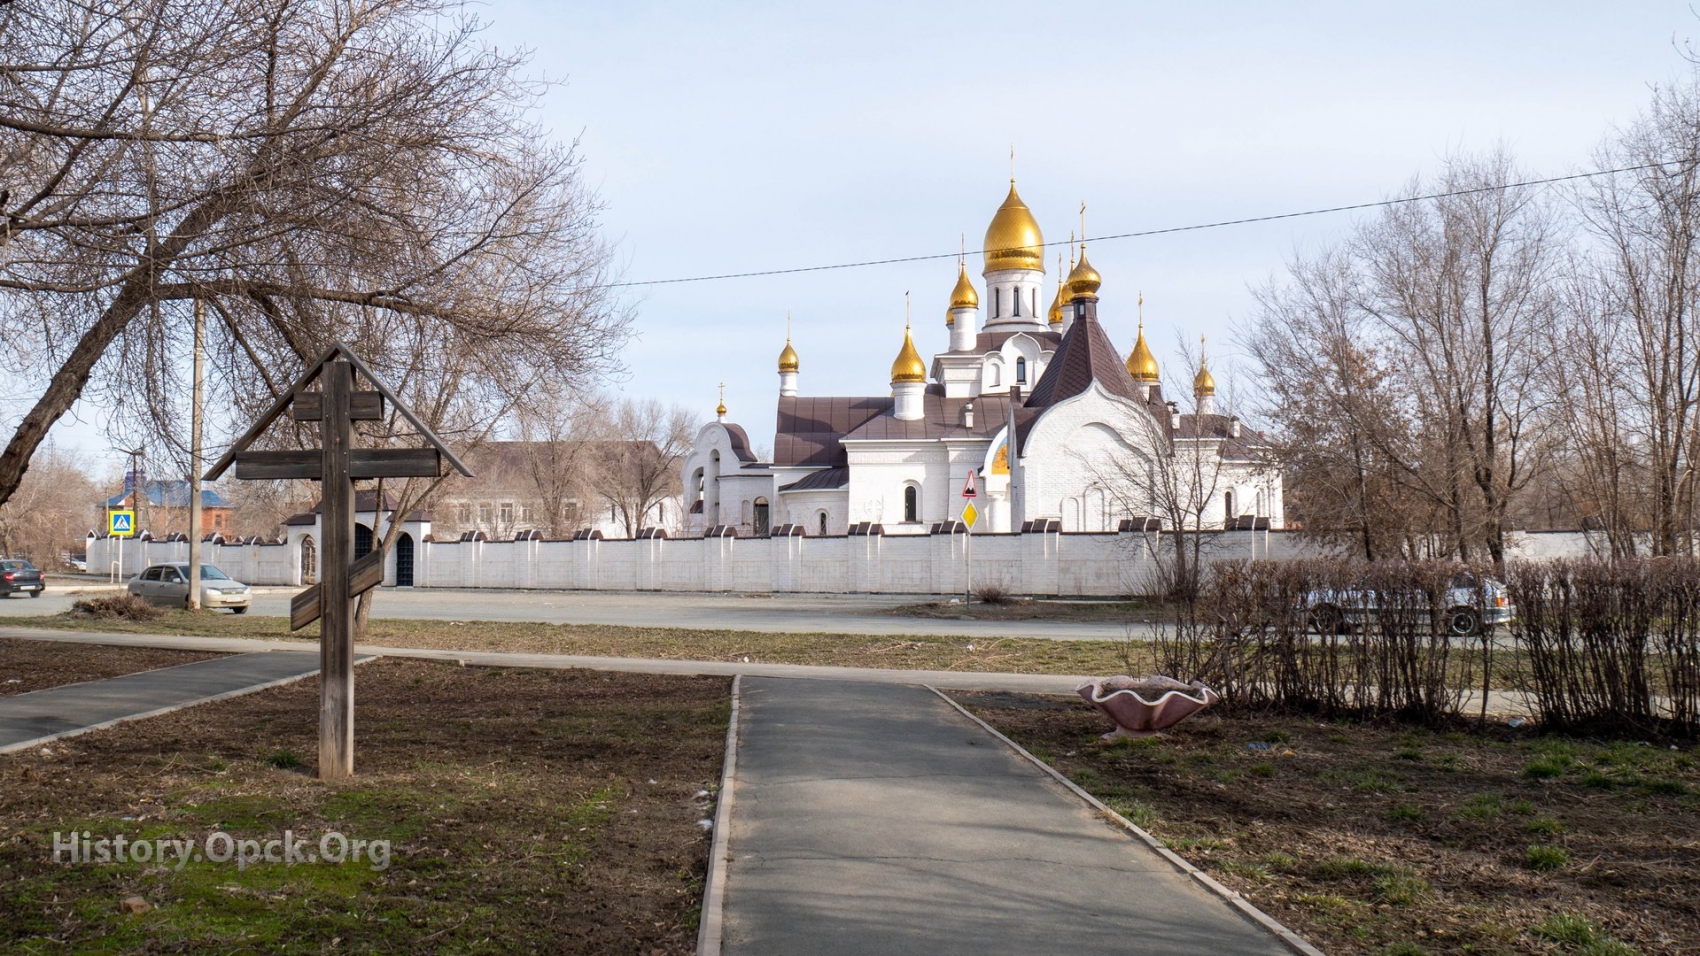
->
(681, 179), (1283, 539)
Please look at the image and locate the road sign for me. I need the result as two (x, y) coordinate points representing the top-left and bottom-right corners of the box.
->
(961, 472), (978, 499)
(109, 510), (136, 537)
(962, 501), (979, 528)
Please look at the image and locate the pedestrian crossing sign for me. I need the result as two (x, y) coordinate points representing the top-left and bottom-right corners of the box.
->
(961, 501), (979, 528)
(109, 510), (136, 537)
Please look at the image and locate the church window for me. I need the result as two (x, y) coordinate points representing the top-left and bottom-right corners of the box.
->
(1013, 286), (1021, 317)
(1224, 490), (1235, 528)
(1032, 288), (1038, 316)
(817, 511), (828, 536)
(754, 497), (770, 536)
(904, 484), (919, 523)
(990, 365), (1001, 387)
(994, 288), (1001, 318)
(1016, 357), (1027, 384)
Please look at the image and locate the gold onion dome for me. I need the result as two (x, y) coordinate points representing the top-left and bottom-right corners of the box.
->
(778, 338), (799, 373)
(1048, 251), (1066, 324)
(949, 261), (979, 311)
(982, 182), (1045, 274)
(1194, 360), (1216, 396)
(1128, 325), (1160, 382)
(890, 324), (927, 383)
(1066, 246), (1102, 299)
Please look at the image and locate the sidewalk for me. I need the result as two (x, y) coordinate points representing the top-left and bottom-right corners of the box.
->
(0, 650), (326, 753)
(718, 677), (1302, 955)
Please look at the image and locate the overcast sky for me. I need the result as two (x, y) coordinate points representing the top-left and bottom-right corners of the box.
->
(43, 1), (1700, 466)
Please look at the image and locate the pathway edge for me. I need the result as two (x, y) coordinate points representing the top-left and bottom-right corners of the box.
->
(927, 686), (1327, 956)
(697, 673), (742, 956)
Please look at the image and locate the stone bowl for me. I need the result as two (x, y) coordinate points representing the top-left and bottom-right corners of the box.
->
(1076, 675), (1219, 739)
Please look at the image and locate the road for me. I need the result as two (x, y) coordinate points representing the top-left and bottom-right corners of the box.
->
(0, 582), (1145, 642)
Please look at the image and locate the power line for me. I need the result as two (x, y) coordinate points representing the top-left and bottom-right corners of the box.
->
(608, 161), (1679, 288)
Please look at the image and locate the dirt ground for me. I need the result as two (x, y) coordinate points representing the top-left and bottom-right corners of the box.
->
(0, 658), (730, 954)
(956, 692), (1700, 956)
(0, 639), (225, 697)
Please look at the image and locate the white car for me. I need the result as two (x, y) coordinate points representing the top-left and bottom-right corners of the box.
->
(1297, 572), (1515, 637)
(127, 563), (251, 613)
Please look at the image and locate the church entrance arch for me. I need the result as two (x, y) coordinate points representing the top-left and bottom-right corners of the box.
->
(355, 523), (374, 560)
(395, 532), (415, 587)
(300, 534), (317, 585)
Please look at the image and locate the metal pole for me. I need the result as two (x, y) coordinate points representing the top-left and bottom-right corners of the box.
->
(187, 298), (205, 610)
(965, 519), (972, 605)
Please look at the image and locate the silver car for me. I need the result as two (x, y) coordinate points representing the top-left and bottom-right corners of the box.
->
(127, 563), (251, 613)
(1298, 572), (1515, 637)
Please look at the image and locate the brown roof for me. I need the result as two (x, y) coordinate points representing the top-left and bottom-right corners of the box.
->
(1023, 311), (1141, 409)
(969, 328), (1062, 353)
(773, 396), (890, 468)
(779, 467), (849, 492)
(841, 389), (1023, 442)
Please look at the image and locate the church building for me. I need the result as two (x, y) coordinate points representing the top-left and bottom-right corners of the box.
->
(681, 180), (1284, 538)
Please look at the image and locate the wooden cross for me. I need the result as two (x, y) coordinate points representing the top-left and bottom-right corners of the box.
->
(204, 343), (472, 780)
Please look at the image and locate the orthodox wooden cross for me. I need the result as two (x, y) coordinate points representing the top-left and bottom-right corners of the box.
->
(204, 343), (472, 779)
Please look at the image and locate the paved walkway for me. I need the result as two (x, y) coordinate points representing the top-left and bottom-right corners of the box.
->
(720, 677), (1299, 955)
(0, 650), (325, 753)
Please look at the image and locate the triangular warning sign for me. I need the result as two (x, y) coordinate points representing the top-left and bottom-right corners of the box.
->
(961, 472), (978, 499)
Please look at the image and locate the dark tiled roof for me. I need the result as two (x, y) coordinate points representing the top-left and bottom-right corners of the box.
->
(773, 396), (890, 467)
(969, 328), (1062, 353)
(1023, 312), (1140, 409)
(721, 423), (758, 463)
(779, 467), (849, 492)
(1175, 414), (1270, 462)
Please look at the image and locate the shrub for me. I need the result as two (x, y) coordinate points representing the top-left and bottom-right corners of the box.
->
(972, 583), (1014, 605)
(68, 593), (163, 622)
(264, 749), (302, 769)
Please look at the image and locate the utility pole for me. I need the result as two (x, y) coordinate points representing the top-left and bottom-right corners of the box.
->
(187, 298), (205, 610)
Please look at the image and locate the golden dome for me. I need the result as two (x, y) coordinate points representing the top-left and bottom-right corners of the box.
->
(1065, 246), (1102, 299)
(1047, 250), (1066, 324)
(949, 260), (979, 311)
(778, 338), (799, 373)
(1127, 324), (1159, 382)
(1194, 359), (1216, 396)
(982, 182), (1045, 275)
(890, 324), (927, 383)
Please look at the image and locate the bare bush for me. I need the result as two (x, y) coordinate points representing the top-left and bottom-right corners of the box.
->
(69, 593), (162, 621)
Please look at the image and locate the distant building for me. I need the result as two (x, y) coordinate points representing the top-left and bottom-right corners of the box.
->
(431, 440), (682, 541)
(103, 480), (236, 536)
(682, 178), (1283, 538)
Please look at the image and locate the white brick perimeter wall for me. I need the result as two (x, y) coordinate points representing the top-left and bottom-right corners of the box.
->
(86, 529), (1620, 596)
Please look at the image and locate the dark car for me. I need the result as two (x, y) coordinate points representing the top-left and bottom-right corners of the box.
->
(0, 558), (45, 597)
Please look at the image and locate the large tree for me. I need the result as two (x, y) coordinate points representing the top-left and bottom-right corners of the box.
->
(0, 0), (626, 510)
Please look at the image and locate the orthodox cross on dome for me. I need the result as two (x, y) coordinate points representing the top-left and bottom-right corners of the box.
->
(716, 382), (727, 421)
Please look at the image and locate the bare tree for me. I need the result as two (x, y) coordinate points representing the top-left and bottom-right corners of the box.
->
(593, 399), (693, 538)
(0, 444), (98, 562)
(0, 0), (627, 515)
(514, 385), (606, 539)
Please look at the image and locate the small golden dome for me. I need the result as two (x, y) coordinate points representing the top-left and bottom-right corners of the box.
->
(716, 399), (728, 416)
(982, 182), (1045, 275)
(1128, 324), (1159, 382)
(890, 324), (926, 383)
(1048, 251), (1066, 324)
(1066, 246), (1102, 299)
(778, 339), (799, 373)
(1194, 359), (1216, 396)
(949, 260), (979, 311)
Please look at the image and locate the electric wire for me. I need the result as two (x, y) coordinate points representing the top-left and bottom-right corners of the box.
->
(608, 161), (1681, 288)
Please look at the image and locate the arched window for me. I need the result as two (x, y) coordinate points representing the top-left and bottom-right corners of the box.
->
(300, 535), (317, 585)
(1016, 357), (1027, 384)
(1032, 288), (1038, 316)
(1013, 286), (1021, 317)
(354, 523), (373, 560)
(817, 511), (828, 536)
(989, 364), (1001, 387)
(904, 485), (919, 523)
(1223, 490), (1236, 528)
(994, 288), (1001, 318)
(754, 497), (770, 536)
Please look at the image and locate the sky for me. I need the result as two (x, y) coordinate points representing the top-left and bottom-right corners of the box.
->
(40, 0), (1700, 467)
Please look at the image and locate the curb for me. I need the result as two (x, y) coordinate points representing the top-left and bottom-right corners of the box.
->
(697, 674), (742, 956)
(0, 654), (376, 756)
(928, 686), (1327, 956)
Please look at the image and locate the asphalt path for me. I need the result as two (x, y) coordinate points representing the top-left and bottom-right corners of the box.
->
(1, 584), (1148, 642)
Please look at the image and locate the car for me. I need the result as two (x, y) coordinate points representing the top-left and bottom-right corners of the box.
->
(127, 563), (251, 613)
(0, 558), (45, 597)
(1297, 572), (1515, 637)
(64, 554), (87, 573)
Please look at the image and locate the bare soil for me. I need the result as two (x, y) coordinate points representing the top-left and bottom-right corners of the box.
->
(0, 658), (729, 954)
(956, 692), (1700, 956)
(0, 639), (225, 697)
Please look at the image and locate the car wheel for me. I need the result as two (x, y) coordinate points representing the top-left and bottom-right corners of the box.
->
(1446, 607), (1481, 637)
(231, 606), (248, 615)
(28, 590), (40, 598)
(1308, 605), (1346, 636)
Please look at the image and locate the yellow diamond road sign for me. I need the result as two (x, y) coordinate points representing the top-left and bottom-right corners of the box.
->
(109, 510), (136, 537)
(961, 502), (978, 528)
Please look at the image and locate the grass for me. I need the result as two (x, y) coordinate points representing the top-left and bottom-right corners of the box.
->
(1533, 913), (1644, 954)
(1526, 844), (1570, 872)
(14, 609), (1157, 676)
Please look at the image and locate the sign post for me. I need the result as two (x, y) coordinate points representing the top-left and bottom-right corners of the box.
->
(204, 343), (471, 780)
(960, 473), (979, 604)
(108, 510), (135, 584)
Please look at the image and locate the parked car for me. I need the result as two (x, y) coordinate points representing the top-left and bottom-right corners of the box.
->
(64, 553), (87, 573)
(0, 558), (45, 597)
(1297, 572), (1515, 637)
(127, 563), (251, 613)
